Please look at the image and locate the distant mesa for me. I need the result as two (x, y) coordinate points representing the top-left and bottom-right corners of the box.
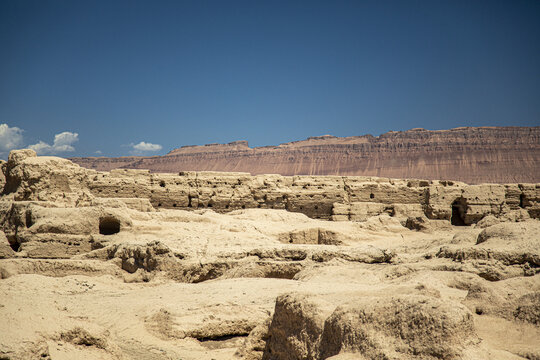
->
(170, 140), (250, 155)
(307, 135), (337, 140)
(70, 126), (540, 184)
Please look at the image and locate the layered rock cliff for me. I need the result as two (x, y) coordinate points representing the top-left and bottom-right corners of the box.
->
(71, 126), (540, 184)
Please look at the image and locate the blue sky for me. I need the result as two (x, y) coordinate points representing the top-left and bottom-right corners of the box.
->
(1, 0), (539, 158)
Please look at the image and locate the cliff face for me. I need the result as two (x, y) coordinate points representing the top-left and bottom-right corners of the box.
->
(71, 127), (540, 184)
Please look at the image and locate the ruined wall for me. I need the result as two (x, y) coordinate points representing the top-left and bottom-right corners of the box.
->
(82, 165), (540, 224)
(2, 150), (540, 225)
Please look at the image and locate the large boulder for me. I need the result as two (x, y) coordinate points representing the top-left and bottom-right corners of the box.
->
(263, 293), (478, 360)
(2, 149), (93, 205)
(263, 293), (333, 360)
(320, 295), (477, 359)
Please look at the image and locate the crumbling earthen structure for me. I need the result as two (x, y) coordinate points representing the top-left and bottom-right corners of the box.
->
(4, 149), (540, 225)
(1, 149), (539, 360)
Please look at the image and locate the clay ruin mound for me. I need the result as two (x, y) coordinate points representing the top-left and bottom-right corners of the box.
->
(1, 150), (539, 359)
(71, 126), (540, 184)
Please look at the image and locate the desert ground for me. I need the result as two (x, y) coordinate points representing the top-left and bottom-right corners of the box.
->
(1, 149), (539, 359)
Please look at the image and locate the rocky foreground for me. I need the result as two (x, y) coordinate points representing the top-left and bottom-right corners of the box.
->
(1, 149), (539, 359)
(71, 126), (540, 184)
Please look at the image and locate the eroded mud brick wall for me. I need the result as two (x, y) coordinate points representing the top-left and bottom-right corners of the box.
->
(87, 169), (540, 224)
(2, 151), (539, 225)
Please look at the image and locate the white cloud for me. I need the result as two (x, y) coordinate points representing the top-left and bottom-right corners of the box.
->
(29, 131), (79, 155)
(28, 141), (53, 155)
(52, 131), (78, 152)
(0, 124), (24, 154)
(131, 141), (162, 153)
(95, 150), (103, 154)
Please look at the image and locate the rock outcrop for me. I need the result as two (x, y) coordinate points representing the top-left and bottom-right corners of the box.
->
(71, 126), (540, 184)
(263, 292), (479, 360)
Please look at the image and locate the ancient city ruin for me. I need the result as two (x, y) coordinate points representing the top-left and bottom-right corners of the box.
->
(1, 149), (539, 359)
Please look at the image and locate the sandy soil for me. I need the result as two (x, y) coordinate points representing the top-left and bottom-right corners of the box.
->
(1, 207), (539, 359)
